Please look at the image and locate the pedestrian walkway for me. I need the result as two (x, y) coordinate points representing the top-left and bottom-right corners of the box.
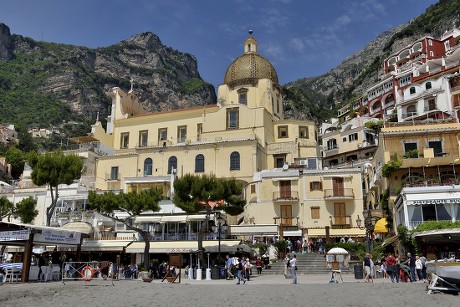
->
(154, 272), (395, 285)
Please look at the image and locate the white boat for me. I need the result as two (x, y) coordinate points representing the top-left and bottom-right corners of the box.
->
(426, 259), (460, 294)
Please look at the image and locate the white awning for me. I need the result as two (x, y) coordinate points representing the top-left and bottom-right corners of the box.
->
(283, 230), (302, 237)
(134, 216), (162, 223)
(186, 214), (207, 221)
(230, 224), (278, 235)
(81, 240), (133, 252)
(160, 215), (187, 223)
(126, 240), (251, 254)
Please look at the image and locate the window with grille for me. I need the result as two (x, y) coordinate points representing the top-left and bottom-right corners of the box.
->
(230, 152), (240, 170)
(226, 108), (239, 129)
(168, 156), (177, 174)
(195, 154), (204, 173)
(144, 158), (153, 176)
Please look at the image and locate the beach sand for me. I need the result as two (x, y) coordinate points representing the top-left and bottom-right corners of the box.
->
(1, 273), (458, 307)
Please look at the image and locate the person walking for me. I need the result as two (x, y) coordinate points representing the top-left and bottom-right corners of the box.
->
(236, 258), (246, 285)
(284, 254), (290, 278)
(225, 255), (234, 279)
(290, 254), (297, 284)
(385, 253), (398, 283)
(255, 258), (262, 275)
(363, 253), (371, 282)
(415, 256), (423, 282)
(405, 252), (416, 282)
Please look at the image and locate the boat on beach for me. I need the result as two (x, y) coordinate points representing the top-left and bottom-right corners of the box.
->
(426, 259), (460, 285)
(426, 259), (460, 294)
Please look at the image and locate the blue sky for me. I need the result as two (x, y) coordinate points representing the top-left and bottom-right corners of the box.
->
(0, 0), (439, 88)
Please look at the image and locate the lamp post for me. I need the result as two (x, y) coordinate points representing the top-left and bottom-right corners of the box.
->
(212, 211), (228, 261)
(356, 212), (377, 252)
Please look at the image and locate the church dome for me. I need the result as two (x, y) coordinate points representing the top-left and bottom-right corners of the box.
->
(224, 34), (279, 87)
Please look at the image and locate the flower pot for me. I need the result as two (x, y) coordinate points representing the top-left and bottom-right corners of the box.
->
(139, 271), (152, 283)
(166, 276), (175, 283)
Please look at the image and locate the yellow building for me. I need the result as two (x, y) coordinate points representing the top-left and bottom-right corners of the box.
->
(240, 162), (366, 240)
(87, 33), (317, 219)
(374, 120), (460, 234)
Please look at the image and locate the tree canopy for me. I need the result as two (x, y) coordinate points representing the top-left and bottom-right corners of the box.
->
(88, 188), (163, 270)
(173, 174), (246, 216)
(28, 150), (83, 225)
(0, 196), (38, 223)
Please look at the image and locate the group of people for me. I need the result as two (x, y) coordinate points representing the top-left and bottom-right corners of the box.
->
(37, 248), (66, 281)
(364, 252), (427, 283)
(224, 255), (253, 284)
(286, 238), (325, 254)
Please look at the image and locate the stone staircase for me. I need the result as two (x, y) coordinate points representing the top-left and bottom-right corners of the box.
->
(262, 252), (353, 275)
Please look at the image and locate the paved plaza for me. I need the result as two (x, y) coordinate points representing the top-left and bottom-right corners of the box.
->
(1, 273), (459, 307)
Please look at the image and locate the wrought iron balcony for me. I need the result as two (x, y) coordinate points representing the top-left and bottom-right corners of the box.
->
(324, 188), (354, 199)
(330, 215), (352, 229)
(272, 191), (299, 201)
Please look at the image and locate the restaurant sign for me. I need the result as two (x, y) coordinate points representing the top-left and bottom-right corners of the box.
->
(412, 198), (460, 205)
(0, 229), (30, 241)
(34, 229), (81, 245)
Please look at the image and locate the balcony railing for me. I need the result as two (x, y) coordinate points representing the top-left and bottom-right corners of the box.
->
(330, 216), (352, 229)
(272, 191), (299, 201)
(273, 216), (299, 227)
(324, 188), (354, 199)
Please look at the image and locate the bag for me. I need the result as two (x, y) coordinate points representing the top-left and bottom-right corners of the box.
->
(286, 259), (290, 268)
(295, 266), (298, 271)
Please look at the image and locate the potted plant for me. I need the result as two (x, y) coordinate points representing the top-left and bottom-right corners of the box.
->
(139, 270), (152, 282)
(273, 240), (289, 259)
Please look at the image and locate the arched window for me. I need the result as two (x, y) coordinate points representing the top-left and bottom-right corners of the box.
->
(425, 82), (432, 90)
(409, 87), (416, 94)
(230, 152), (240, 171)
(144, 158), (153, 176)
(407, 105), (416, 117)
(195, 154), (205, 173)
(168, 156), (177, 174)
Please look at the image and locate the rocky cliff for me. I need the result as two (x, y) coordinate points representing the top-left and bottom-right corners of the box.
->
(0, 23), (216, 136)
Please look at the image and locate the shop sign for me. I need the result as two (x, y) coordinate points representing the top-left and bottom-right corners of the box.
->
(34, 229), (81, 244)
(412, 198), (460, 205)
(0, 229), (30, 241)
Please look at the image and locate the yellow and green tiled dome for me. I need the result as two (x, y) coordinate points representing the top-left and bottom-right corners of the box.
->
(224, 34), (279, 87)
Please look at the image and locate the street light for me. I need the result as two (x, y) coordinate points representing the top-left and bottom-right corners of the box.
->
(212, 211), (228, 260)
(356, 211), (377, 251)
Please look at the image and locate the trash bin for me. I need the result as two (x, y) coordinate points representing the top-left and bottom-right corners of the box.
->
(354, 264), (363, 279)
(211, 266), (220, 280)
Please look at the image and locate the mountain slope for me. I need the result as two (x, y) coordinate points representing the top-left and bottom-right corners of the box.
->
(284, 0), (460, 123)
(0, 23), (216, 138)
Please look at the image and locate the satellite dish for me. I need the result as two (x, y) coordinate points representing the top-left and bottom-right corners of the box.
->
(282, 164), (289, 171)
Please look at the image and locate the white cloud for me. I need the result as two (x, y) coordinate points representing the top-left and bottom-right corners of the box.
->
(264, 42), (283, 58)
(289, 37), (304, 51)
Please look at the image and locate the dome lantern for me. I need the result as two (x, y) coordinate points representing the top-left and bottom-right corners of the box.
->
(224, 31), (278, 87)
